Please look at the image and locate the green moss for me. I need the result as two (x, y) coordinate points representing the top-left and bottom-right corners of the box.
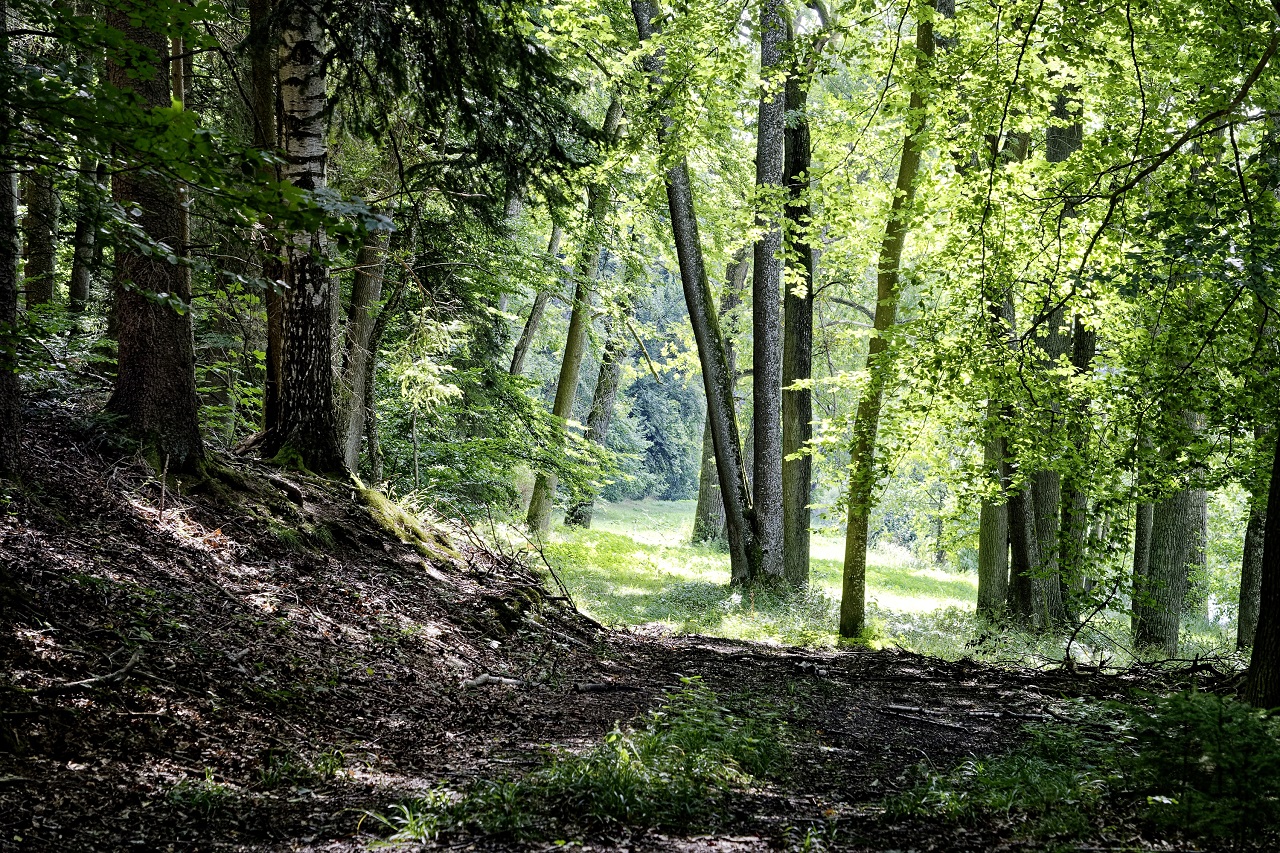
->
(270, 443), (311, 474)
(355, 480), (461, 562)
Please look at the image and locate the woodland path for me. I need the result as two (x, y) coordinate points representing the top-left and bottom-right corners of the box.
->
(0, 408), (1161, 852)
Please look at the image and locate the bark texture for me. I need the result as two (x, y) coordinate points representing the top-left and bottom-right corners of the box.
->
(1133, 487), (1200, 654)
(840, 2), (934, 638)
(510, 225), (562, 376)
(564, 312), (629, 528)
(1239, 500), (1265, 649)
(265, 3), (343, 471)
(339, 233), (389, 470)
(781, 48), (814, 589)
(21, 170), (58, 306)
(1131, 500), (1154, 631)
(68, 159), (99, 313)
(976, 431), (1009, 618)
(104, 6), (203, 471)
(633, 0), (758, 584)
(1245, 427), (1280, 707)
(526, 101), (622, 532)
(0, 0), (19, 477)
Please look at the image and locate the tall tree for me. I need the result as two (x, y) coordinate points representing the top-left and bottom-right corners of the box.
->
(564, 308), (631, 528)
(839, 0), (935, 638)
(0, 0), (19, 477)
(339, 231), (389, 470)
(262, 1), (343, 471)
(1133, 481), (1201, 654)
(752, 0), (786, 584)
(21, 170), (58, 306)
(1240, 485), (1266, 648)
(526, 99), (623, 532)
(632, 0), (759, 585)
(509, 224), (563, 376)
(1245, 425), (1280, 707)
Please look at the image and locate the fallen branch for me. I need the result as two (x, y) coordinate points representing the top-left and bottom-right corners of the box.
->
(878, 708), (969, 731)
(21, 649), (143, 696)
(573, 682), (641, 694)
(462, 673), (524, 689)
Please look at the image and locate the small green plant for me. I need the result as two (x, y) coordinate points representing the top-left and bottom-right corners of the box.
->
(372, 678), (788, 841)
(259, 747), (347, 789)
(167, 768), (236, 816)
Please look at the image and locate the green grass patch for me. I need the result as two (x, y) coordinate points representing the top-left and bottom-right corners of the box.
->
(373, 677), (788, 841)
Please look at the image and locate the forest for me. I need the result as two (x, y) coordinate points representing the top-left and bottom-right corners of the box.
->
(4, 0), (1280, 849)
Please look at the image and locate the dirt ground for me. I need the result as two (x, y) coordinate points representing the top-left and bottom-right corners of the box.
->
(0, 406), (1200, 852)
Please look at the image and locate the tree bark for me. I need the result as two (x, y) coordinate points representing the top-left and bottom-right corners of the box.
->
(1131, 499), (1154, 631)
(633, 0), (758, 585)
(976, 431), (1009, 618)
(782, 36), (814, 588)
(839, 1), (934, 638)
(0, 0), (20, 477)
(527, 100), (623, 532)
(338, 232), (389, 470)
(1134, 487), (1198, 655)
(1007, 479), (1045, 627)
(21, 170), (58, 307)
(509, 225), (562, 376)
(68, 159), (99, 314)
(693, 252), (749, 544)
(1239, 499), (1265, 649)
(752, 0), (786, 584)
(264, 2), (343, 472)
(104, 4), (203, 471)
(564, 311), (629, 528)
(1245, 423), (1280, 707)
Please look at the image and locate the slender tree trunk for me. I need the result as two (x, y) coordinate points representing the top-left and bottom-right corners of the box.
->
(1239, 500), (1265, 649)
(68, 159), (99, 314)
(1245, 424), (1280, 707)
(751, 0), (786, 584)
(510, 225), (562, 376)
(21, 170), (58, 307)
(564, 312), (629, 528)
(1027, 308), (1070, 629)
(1007, 480), (1045, 627)
(0, 0), (20, 477)
(1131, 499), (1154, 630)
(104, 4), (203, 471)
(782, 41), (814, 588)
(338, 232), (389, 470)
(839, 1), (934, 638)
(976, 430), (1009, 618)
(526, 101), (623, 532)
(360, 255), (407, 485)
(264, 3), (343, 471)
(633, 0), (759, 584)
(693, 252), (749, 544)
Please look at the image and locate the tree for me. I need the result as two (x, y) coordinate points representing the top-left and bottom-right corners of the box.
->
(564, 308), (631, 528)
(839, 0), (935, 639)
(632, 0), (759, 585)
(21, 169), (57, 306)
(339, 232), (390, 470)
(510, 225), (563, 376)
(0, 0), (19, 477)
(103, 1), (203, 472)
(1244, 424), (1280, 707)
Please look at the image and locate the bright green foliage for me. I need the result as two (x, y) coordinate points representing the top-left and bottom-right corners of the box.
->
(374, 678), (788, 840)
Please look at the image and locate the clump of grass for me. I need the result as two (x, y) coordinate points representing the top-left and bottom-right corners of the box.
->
(258, 747), (347, 789)
(373, 677), (788, 841)
(167, 768), (238, 817)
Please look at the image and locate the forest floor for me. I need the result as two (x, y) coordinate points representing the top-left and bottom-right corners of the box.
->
(0, 403), (1254, 852)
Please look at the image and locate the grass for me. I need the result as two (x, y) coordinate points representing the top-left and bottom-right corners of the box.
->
(541, 498), (977, 648)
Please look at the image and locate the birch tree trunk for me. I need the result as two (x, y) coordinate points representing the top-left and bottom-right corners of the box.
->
(839, 1), (934, 638)
(264, 3), (343, 471)
(510, 225), (562, 376)
(632, 0), (758, 584)
(0, 0), (20, 476)
(526, 100), (623, 532)
(104, 4), (203, 471)
(781, 37), (814, 589)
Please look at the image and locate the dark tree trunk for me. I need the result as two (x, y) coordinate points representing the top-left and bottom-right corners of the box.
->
(1131, 500), (1154, 631)
(1007, 480), (1044, 627)
(527, 100), (623, 532)
(68, 159), (99, 314)
(21, 170), (58, 307)
(509, 225), (563, 376)
(692, 252), (748, 544)
(781, 43), (814, 589)
(1239, 499), (1265, 649)
(104, 5), (203, 471)
(339, 233), (389, 470)
(752, 0), (786, 584)
(1026, 306), (1070, 629)
(0, 0), (19, 477)
(1134, 487), (1199, 654)
(840, 1), (934, 638)
(976, 431), (1009, 618)
(264, 3), (343, 472)
(633, 0), (758, 584)
(564, 312), (629, 528)
(359, 257), (407, 485)
(1245, 424), (1280, 707)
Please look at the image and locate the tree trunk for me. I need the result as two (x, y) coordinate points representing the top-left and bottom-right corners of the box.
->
(338, 233), (389, 470)
(976, 431), (1009, 618)
(0, 0), (20, 477)
(68, 159), (99, 314)
(360, 255), (407, 485)
(751, 0), (786, 584)
(633, 0), (758, 585)
(839, 1), (934, 638)
(21, 170), (58, 307)
(264, 3), (343, 472)
(1134, 487), (1198, 655)
(1245, 424), (1280, 707)
(1239, 499), (1265, 649)
(693, 252), (749, 544)
(526, 101), (623, 532)
(1131, 500), (1154, 631)
(564, 312), (629, 528)
(509, 225), (563, 376)
(104, 6), (203, 471)
(1026, 304), (1070, 629)
(1007, 480), (1045, 627)
(781, 39), (814, 589)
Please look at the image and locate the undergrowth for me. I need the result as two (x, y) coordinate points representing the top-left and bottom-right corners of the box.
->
(372, 677), (788, 841)
(890, 691), (1280, 847)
